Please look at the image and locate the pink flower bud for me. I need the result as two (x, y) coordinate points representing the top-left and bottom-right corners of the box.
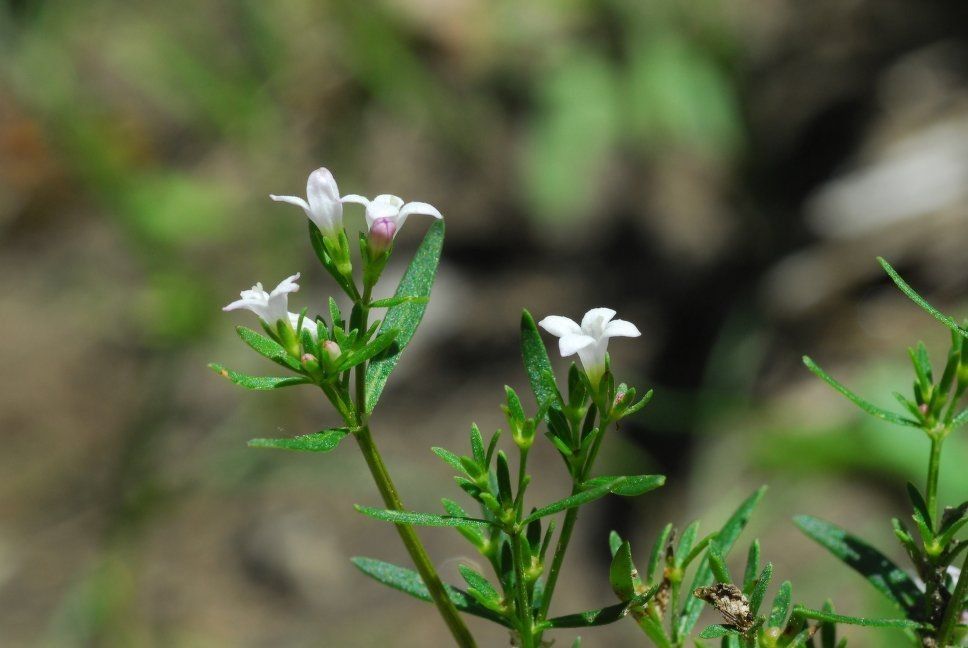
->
(301, 353), (316, 365)
(368, 217), (397, 254)
(323, 340), (342, 363)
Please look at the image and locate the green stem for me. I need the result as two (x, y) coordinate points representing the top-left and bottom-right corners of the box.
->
(511, 532), (535, 648)
(936, 549), (968, 646)
(925, 433), (944, 531)
(537, 487), (579, 622)
(354, 425), (476, 647)
(350, 281), (476, 648)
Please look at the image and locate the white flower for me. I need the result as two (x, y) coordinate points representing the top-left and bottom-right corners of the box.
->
(288, 312), (319, 340)
(270, 168), (344, 236)
(223, 273), (301, 325)
(341, 193), (442, 238)
(538, 308), (641, 384)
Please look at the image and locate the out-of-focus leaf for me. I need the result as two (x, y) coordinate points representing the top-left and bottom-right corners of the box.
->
(794, 515), (922, 614)
(351, 557), (510, 626)
(208, 363), (308, 390)
(698, 625), (738, 639)
(248, 428), (349, 452)
(365, 220), (444, 413)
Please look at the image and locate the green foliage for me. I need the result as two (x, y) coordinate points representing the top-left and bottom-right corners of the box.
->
(365, 220), (445, 413)
(247, 428), (350, 452)
(354, 505), (490, 530)
(207, 363), (308, 390)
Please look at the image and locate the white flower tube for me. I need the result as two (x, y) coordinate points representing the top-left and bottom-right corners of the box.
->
(341, 193), (442, 241)
(538, 307), (641, 386)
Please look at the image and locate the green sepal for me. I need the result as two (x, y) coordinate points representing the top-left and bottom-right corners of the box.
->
(247, 428), (350, 452)
(308, 222), (358, 300)
(794, 515), (922, 614)
(354, 505), (491, 529)
(208, 363), (309, 390)
(236, 326), (301, 370)
(365, 220), (444, 413)
(802, 356), (920, 427)
(335, 329), (399, 373)
(542, 585), (659, 629)
(351, 557), (510, 627)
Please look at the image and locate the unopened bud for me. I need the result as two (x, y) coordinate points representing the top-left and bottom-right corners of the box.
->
(368, 217), (397, 254)
(301, 353), (320, 372)
(323, 340), (342, 363)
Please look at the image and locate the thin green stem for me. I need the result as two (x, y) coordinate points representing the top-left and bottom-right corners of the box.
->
(925, 433), (944, 531)
(538, 496), (579, 622)
(936, 549), (968, 645)
(354, 425), (476, 647)
(511, 532), (535, 648)
(348, 279), (476, 648)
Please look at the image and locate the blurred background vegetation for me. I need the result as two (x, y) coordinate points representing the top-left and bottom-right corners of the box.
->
(1, 0), (967, 645)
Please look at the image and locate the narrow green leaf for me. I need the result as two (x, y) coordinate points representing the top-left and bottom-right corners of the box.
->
(432, 446), (468, 475)
(768, 581), (792, 628)
(609, 541), (640, 600)
(743, 540), (760, 593)
(522, 478), (624, 524)
(802, 356), (920, 427)
(351, 557), (510, 626)
(208, 363), (308, 390)
(365, 220), (444, 413)
(521, 309), (561, 409)
(698, 625), (738, 639)
(355, 505), (491, 529)
(707, 543), (731, 584)
(679, 487), (767, 638)
(748, 563), (773, 614)
(820, 599), (836, 648)
(794, 515), (922, 614)
(248, 428), (349, 452)
(648, 523), (673, 582)
(937, 517), (968, 549)
(236, 326), (301, 370)
(369, 295), (430, 308)
(545, 586), (659, 628)
(952, 408), (968, 428)
(677, 520), (702, 566)
(608, 530), (623, 557)
(791, 605), (921, 628)
(469, 424), (485, 465)
(458, 565), (501, 604)
(583, 474), (666, 497)
(336, 329), (399, 372)
(878, 257), (967, 338)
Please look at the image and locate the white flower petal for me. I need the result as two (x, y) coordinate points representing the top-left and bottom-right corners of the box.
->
(288, 312), (318, 340)
(559, 334), (595, 357)
(538, 315), (582, 338)
(270, 273), (301, 297)
(270, 194), (310, 212)
(581, 308), (616, 335)
(306, 168), (339, 207)
(223, 298), (254, 312)
(604, 319), (641, 339)
(341, 194), (370, 206)
(373, 194), (405, 209)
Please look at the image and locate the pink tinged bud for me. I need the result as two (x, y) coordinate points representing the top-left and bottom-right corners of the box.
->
(301, 353), (316, 365)
(368, 217), (397, 254)
(323, 340), (341, 363)
(919, 403), (929, 415)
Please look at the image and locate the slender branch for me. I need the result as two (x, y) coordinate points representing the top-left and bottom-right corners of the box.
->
(936, 549), (968, 645)
(511, 532), (535, 648)
(349, 279), (476, 648)
(925, 433), (944, 531)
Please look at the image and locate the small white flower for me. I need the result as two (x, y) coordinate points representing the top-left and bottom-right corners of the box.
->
(270, 168), (344, 236)
(341, 193), (442, 238)
(288, 312), (319, 340)
(538, 308), (641, 384)
(223, 273), (301, 325)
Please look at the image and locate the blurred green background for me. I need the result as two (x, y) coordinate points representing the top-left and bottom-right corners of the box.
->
(1, 0), (967, 645)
